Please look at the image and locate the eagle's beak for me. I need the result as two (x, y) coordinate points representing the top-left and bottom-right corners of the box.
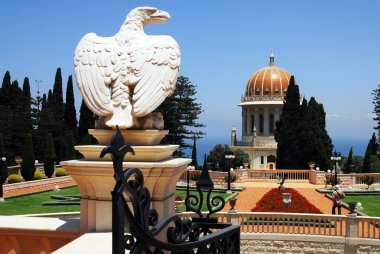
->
(144, 10), (170, 25)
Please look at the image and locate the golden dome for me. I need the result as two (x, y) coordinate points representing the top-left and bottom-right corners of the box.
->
(244, 52), (294, 98)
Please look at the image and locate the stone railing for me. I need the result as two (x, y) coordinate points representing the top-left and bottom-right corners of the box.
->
(246, 169), (310, 182)
(177, 211), (380, 239)
(325, 173), (380, 188)
(180, 169), (380, 188)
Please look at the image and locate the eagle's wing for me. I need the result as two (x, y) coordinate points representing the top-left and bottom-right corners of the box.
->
(74, 33), (122, 116)
(130, 35), (181, 117)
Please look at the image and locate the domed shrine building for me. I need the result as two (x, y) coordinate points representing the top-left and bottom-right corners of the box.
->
(230, 51), (297, 169)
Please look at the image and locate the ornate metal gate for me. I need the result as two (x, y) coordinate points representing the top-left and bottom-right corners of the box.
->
(101, 127), (240, 253)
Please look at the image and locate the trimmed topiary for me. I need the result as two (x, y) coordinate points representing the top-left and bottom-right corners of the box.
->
(190, 170), (201, 181)
(63, 132), (76, 160)
(224, 174), (237, 183)
(20, 134), (36, 181)
(33, 170), (44, 180)
(0, 134), (8, 198)
(55, 168), (68, 177)
(43, 133), (56, 178)
(7, 174), (23, 184)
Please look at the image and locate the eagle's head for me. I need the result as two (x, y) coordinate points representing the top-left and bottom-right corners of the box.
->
(125, 7), (170, 27)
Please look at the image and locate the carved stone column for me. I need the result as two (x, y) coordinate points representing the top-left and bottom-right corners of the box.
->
(246, 108), (251, 135)
(264, 108), (269, 136)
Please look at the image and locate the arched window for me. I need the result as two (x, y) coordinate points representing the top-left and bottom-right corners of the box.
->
(259, 114), (264, 133)
(251, 115), (254, 133)
(269, 114), (274, 133)
(267, 155), (276, 163)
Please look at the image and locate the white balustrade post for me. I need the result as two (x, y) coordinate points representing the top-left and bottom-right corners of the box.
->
(346, 214), (358, 238)
(228, 210), (239, 226)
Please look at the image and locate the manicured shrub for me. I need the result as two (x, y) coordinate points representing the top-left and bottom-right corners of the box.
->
(20, 134), (36, 181)
(33, 170), (44, 180)
(190, 170), (201, 181)
(55, 168), (68, 177)
(325, 175), (341, 186)
(224, 174), (237, 183)
(251, 188), (323, 214)
(44, 133), (56, 178)
(0, 134), (8, 198)
(175, 194), (184, 201)
(7, 174), (23, 184)
(363, 176), (375, 189)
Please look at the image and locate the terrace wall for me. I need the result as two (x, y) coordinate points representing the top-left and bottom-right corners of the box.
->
(181, 169), (380, 188)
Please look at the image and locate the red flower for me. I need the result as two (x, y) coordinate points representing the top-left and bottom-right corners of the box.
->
(251, 188), (323, 214)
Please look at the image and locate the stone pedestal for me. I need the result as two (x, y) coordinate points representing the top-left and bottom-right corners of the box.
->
(61, 158), (190, 234)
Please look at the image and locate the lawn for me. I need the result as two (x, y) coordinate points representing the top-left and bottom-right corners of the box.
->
(175, 190), (234, 212)
(344, 195), (380, 217)
(0, 187), (233, 215)
(0, 187), (81, 215)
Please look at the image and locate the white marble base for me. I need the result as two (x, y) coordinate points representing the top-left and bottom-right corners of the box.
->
(53, 232), (114, 254)
(61, 158), (191, 234)
(75, 144), (178, 162)
(88, 129), (168, 146)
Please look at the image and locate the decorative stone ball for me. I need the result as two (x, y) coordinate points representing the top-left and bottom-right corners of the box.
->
(356, 202), (363, 210)
(54, 185), (60, 192)
(327, 170), (331, 173)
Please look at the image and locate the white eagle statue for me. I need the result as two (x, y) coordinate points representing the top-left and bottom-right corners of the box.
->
(74, 7), (181, 129)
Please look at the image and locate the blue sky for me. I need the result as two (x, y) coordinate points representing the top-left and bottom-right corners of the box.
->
(1, 1), (379, 157)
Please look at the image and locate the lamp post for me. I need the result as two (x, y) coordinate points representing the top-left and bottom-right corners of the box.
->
(225, 154), (235, 193)
(35, 80), (43, 112)
(186, 165), (195, 211)
(331, 150), (342, 186)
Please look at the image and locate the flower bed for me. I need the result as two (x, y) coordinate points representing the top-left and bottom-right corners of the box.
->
(251, 188), (322, 214)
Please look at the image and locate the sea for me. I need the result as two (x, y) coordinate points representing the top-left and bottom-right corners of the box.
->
(183, 136), (368, 165)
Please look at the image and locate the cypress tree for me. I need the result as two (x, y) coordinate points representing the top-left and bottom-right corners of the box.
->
(0, 134), (7, 198)
(20, 134), (36, 181)
(52, 68), (64, 120)
(363, 140), (371, 173)
(51, 68), (65, 163)
(22, 77), (32, 134)
(344, 147), (353, 174)
(303, 97), (332, 170)
(274, 76), (302, 169)
(191, 137), (198, 168)
(43, 133), (56, 178)
(78, 100), (96, 144)
(64, 75), (78, 142)
(9, 80), (25, 159)
(370, 133), (378, 156)
(372, 85), (380, 146)
(63, 133), (76, 160)
(1, 71), (11, 91)
(0, 72), (12, 154)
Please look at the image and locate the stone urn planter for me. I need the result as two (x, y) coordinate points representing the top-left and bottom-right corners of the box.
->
(175, 200), (185, 213)
(282, 193), (291, 208)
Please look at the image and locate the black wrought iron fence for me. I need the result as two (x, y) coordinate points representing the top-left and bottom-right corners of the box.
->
(101, 127), (240, 254)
